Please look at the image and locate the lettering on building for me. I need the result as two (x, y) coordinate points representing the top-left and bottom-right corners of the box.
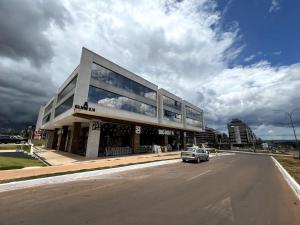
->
(158, 129), (174, 136)
(92, 121), (101, 130)
(75, 101), (95, 112)
(135, 126), (141, 134)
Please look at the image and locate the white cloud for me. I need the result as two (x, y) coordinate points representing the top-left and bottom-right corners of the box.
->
(1, 0), (298, 139)
(269, 0), (280, 13)
(44, 0), (299, 139)
(244, 54), (256, 62)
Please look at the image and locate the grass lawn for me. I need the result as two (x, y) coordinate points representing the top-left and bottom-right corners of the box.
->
(0, 156), (45, 170)
(0, 144), (32, 153)
(274, 156), (300, 184)
(0, 145), (18, 150)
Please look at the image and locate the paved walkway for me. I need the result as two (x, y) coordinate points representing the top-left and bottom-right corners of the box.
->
(0, 151), (181, 182)
(33, 148), (88, 165)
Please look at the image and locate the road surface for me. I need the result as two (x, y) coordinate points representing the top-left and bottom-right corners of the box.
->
(0, 154), (299, 225)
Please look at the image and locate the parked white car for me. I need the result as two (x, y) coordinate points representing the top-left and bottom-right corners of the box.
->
(181, 147), (209, 163)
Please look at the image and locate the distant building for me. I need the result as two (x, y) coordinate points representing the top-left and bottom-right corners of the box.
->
(196, 127), (229, 147)
(227, 118), (257, 146)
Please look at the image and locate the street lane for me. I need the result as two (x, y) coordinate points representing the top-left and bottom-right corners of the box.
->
(0, 154), (299, 225)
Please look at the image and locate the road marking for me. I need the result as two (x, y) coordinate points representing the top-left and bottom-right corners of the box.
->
(186, 170), (211, 181)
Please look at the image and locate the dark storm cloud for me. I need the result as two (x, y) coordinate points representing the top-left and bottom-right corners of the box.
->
(0, 0), (70, 67)
(0, 59), (57, 130)
(0, 0), (71, 130)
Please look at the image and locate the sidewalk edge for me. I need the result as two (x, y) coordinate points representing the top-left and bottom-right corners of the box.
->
(271, 156), (300, 201)
(0, 159), (180, 193)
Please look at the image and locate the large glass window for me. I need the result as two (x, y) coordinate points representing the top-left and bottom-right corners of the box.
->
(164, 110), (182, 123)
(91, 63), (156, 100)
(186, 118), (202, 127)
(186, 106), (202, 121)
(186, 106), (202, 127)
(55, 95), (74, 117)
(163, 96), (181, 111)
(57, 76), (77, 103)
(44, 101), (53, 115)
(88, 86), (157, 117)
(42, 113), (51, 125)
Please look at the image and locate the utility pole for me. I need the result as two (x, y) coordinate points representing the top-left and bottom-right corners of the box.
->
(274, 108), (300, 159)
(287, 111), (299, 159)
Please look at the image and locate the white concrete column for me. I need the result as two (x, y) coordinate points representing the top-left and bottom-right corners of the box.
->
(86, 121), (101, 158)
(46, 130), (54, 149)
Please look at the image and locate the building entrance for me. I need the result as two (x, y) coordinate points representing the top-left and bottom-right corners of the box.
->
(98, 123), (132, 157)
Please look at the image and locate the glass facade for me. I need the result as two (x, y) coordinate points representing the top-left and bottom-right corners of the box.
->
(186, 118), (202, 127)
(57, 76), (77, 103)
(91, 63), (156, 100)
(163, 96), (181, 111)
(44, 101), (53, 115)
(164, 110), (182, 123)
(88, 86), (157, 117)
(55, 95), (74, 117)
(42, 113), (51, 125)
(186, 106), (202, 127)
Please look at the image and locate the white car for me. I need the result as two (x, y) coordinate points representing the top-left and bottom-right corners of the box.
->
(181, 147), (209, 163)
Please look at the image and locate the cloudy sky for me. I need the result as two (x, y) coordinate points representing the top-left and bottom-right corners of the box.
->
(0, 0), (299, 139)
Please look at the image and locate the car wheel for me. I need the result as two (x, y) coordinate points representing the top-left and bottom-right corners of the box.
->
(197, 157), (201, 163)
(182, 159), (186, 162)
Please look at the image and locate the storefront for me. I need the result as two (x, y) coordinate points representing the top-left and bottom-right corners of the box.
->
(37, 47), (204, 158)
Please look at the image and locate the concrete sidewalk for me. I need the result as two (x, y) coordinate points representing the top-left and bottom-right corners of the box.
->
(0, 152), (181, 182)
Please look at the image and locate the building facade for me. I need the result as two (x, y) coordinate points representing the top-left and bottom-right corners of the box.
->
(227, 118), (257, 146)
(36, 47), (204, 158)
(196, 127), (229, 147)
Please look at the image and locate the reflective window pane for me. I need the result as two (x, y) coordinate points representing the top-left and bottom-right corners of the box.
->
(186, 118), (202, 127)
(186, 106), (202, 127)
(57, 76), (77, 103)
(42, 113), (51, 125)
(163, 96), (181, 111)
(88, 86), (157, 117)
(44, 101), (53, 115)
(164, 110), (182, 123)
(186, 106), (202, 121)
(55, 95), (74, 117)
(91, 63), (156, 100)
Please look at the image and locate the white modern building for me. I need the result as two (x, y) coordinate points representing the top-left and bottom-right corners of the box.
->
(36, 47), (204, 158)
(227, 118), (257, 146)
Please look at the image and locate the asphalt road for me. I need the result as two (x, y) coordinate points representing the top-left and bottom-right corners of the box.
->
(0, 154), (300, 225)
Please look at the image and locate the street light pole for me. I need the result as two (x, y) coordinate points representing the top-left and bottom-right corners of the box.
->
(274, 108), (300, 159)
(288, 110), (299, 159)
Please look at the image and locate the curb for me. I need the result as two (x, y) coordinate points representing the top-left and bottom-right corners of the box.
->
(0, 159), (180, 193)
(220, 150), (291, 157)
(271, 156), (300, 201)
